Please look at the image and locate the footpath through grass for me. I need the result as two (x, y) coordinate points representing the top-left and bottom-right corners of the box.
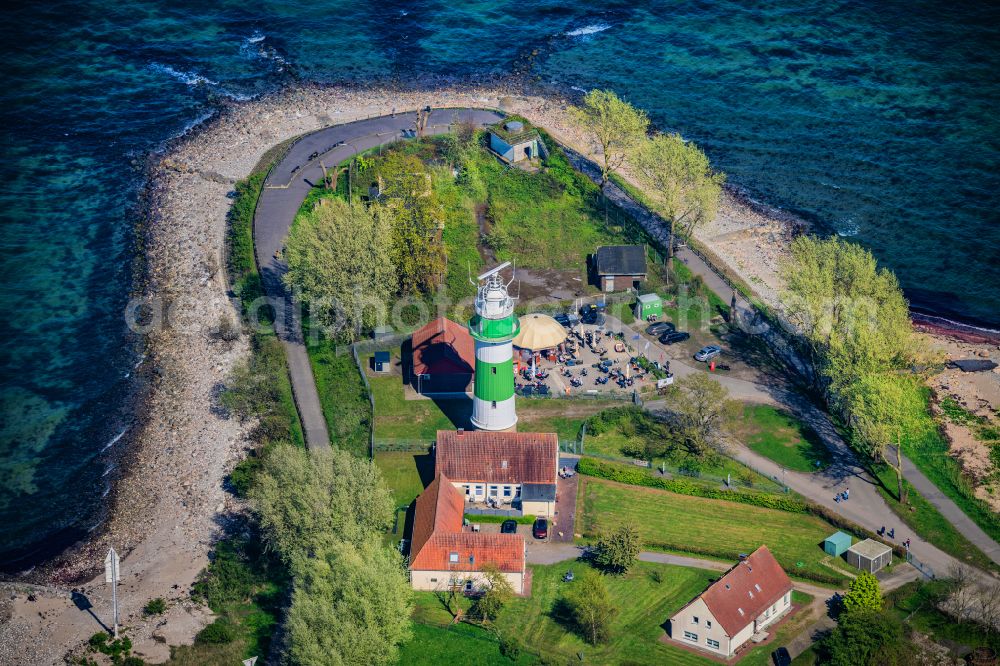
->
(733, 403), (831, 473)
(579, 477), (851, 585)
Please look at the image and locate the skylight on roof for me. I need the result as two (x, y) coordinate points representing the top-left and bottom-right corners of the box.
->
(738, 608), (744, 616)
(501, 460), (508, 468)
(755, 583), (762, 592)
(449, 552), (458, 563)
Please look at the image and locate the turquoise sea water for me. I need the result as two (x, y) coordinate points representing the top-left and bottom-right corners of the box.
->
(1, 0), (998, 568)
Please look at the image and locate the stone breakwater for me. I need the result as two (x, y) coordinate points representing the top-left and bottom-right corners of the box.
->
(0, 79), (808, 664)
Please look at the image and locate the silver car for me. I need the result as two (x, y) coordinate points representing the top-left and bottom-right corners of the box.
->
(694, 345), (722, 362)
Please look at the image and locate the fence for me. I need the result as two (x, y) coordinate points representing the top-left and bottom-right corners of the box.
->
(906, 550), (936, 580)
(373, 438), (434, 453)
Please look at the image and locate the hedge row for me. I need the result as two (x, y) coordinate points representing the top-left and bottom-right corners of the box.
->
(576, 458), (808, 513)
(464, 514), (536, 525)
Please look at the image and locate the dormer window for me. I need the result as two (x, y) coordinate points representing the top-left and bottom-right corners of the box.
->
(501, 460), (508, 469)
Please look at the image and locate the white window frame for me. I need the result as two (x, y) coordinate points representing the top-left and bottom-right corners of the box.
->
(707, 638), (720, 650)
(683, 631), (698, 642)
(692, 616), (699, 625)
(449, 552), (459, 563)
(503, 486), (512, 498)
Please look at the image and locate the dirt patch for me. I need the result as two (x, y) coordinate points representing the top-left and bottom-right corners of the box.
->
(516, 267), (588, 303)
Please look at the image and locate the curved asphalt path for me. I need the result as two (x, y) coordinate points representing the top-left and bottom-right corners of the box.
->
(254, 108), (503, 450)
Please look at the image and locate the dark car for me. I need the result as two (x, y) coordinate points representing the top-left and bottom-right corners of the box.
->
(771, 647), (791, 666)
(554, 313), (580, 328)
(646, 321), (675, 336)
(532, 518), (549, 540)
(659, 331), (691, 345)
(579, 303), (606, 324)
(500, 519), (518, 534)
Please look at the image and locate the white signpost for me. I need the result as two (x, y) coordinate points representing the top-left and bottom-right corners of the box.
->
(104, 547), (120, 639)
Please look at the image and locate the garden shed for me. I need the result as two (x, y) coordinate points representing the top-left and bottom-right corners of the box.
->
(372, 351), (391, 373)
(634, 293), (663, 320)
(845, 538), (893, 573)
(823, 531), (852, 557)
(489, 120), (544, 164)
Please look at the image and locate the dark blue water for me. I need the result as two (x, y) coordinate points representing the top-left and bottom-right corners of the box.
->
(1, 0), (998, 568)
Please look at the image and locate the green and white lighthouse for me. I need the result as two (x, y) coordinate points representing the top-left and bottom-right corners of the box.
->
(468, 262), (519, 431)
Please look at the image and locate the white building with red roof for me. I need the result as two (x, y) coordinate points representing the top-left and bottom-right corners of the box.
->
(408, 473), (526, 594)
(436, 429), (559, 517)
(668, 546), (793, 658)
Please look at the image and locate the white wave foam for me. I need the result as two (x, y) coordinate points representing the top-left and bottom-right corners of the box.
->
(102, 464), (116, 477)
(566, 23), (611, 37)
(836, 218), (860, 237)
(101, 428), (128, 452)
(149, 63), (219, 87)
(570, 85), (587, 93)
(245, 32), (266, 44)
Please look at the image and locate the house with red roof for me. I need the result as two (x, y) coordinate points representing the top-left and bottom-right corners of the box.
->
(408, 473), (526, 594)
(409, 317), (475, 395)
(436, 429), (559, 517)
(668, 546), (793, 658)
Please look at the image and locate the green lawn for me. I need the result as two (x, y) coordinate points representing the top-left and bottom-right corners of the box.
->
(580, 406), (784, 492)
(395, 621), (536, 665)
(307, 335), (370, 455)
(580, 477), (849, 585)
(406, 561), (816, 665)
(733, 404), (831, 472)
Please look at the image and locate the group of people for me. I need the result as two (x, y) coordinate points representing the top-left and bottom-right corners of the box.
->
(834, 487), (850, 503)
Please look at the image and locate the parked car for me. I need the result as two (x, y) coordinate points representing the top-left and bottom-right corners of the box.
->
(554, 313), (580, 328)
(694, 345), (722, 362)
(771, 647), (791, 666)
(659, 331), (690, 345)
(579, 304), (606, 325)
(646, 321), (675, 336)
(532, 518), (549, 540)
(500, 519), (518, 534)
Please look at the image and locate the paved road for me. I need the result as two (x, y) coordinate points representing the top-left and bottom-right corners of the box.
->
(253, 108), (503, 449)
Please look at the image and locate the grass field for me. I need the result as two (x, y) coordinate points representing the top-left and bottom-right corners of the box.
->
(581, 406), (784, 492)
(732, 404), (831, 473)
(307, 335), (370, 455)
(579, 477), (850, 585)
(404, 561), (815, 665)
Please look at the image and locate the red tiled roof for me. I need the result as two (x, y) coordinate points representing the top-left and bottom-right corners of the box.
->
(698, 546), (793, 636)
(410, 532), (525, 573)
(409, 474), (465, 562)
(411, 317), (475, 377)
(436, 430), (558, 484)
(409, 473), (524, 574)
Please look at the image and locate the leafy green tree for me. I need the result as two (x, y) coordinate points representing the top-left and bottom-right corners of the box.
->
(284, 197), (398, 337)
(843, 372), (925, 501)
(284, 538), (413, 666)
(562, 569), (617, 645)
(842, 572), (882, 615)
(571, 89), (649, 188)
(593, 522), (642, 575)
(249, 444), (394, 565)
(470, 564), (515, 623)
(821, 609), (911, 666)
(630, 133), (724, 259)
(779, 236), (915, 395)
(659, 374), (738, 458)
(375, 152), (447, 295)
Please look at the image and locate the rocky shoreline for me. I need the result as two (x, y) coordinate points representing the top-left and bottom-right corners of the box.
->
(1, 77), (995, 665)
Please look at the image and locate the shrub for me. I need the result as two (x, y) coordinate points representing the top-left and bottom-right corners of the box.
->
(143, 597), (167, 616)
(498, 634), (522, 661)
(196, 617), (237, 645)
(227, 455), (261, 498)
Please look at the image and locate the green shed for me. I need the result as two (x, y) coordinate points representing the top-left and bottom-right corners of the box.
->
(634, 293), (663, 320)
(823, 531), (852, 556)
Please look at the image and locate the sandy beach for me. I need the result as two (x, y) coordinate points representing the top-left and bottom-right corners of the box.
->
(1, 79), (997, 665)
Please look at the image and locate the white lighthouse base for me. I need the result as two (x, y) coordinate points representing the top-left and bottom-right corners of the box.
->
(471, 395), (517, 431)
